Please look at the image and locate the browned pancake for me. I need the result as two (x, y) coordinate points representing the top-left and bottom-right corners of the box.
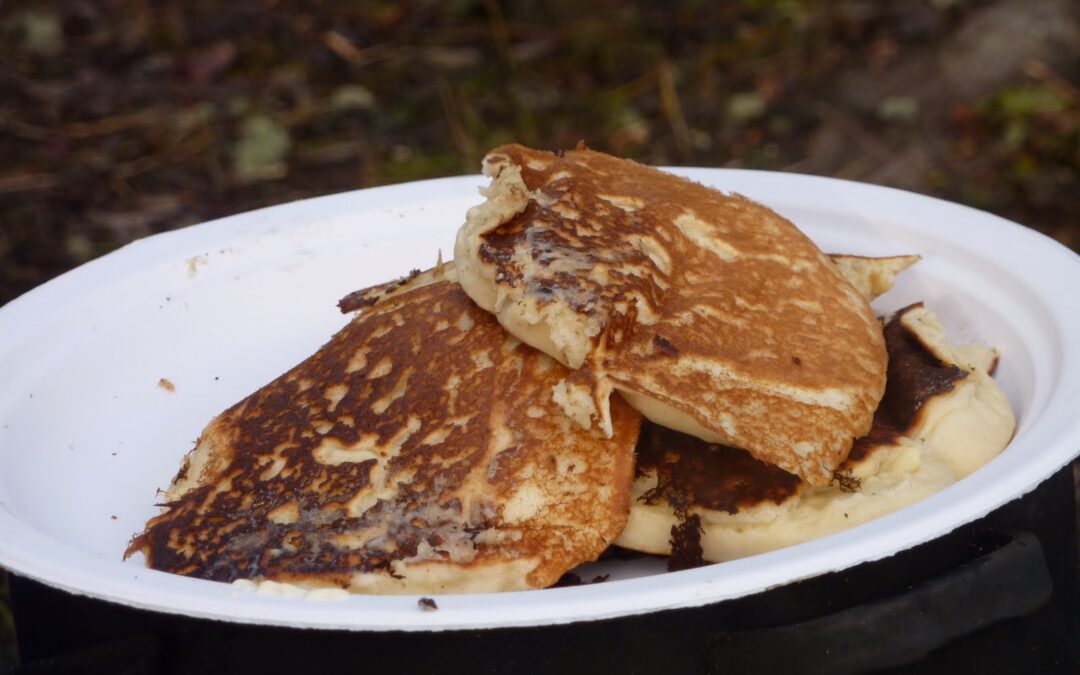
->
(126, 266), (641, 594)
(615, 303), (1014, 564)
(455, 144), (887, 485)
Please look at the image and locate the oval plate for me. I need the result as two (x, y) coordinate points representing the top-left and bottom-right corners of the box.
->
(1, 170), (1079, 631)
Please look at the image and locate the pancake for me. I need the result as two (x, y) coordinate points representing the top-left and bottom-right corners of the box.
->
(827, 254), (920, 301)
(455, 144), (887, 486)
(126, 264), (641, 594)
(614, 303), (1015, 563)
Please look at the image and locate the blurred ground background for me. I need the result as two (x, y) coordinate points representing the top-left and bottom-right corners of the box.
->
(0, 0), (1077, 668)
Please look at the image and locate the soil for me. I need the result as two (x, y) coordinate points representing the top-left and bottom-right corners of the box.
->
(0, 0), (1076, 307)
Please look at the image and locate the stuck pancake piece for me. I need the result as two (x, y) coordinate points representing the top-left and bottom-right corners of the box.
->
(455, 144), (887, 485)
(614, 303), (1015, 563)
(127, 265), (640, 594)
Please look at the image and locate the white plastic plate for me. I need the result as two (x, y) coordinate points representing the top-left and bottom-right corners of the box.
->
(1, 170), (1078, 631)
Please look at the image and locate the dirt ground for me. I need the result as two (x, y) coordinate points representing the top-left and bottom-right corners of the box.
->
(0, 0), (1077, 666)
(1, 0), (1077, 306)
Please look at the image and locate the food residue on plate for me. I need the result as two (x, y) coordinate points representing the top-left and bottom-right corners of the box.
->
(186, 254), (209, 278)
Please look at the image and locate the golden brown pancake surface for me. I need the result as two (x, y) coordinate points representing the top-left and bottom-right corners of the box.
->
(455, 144), (887, 485)
(127, 268), (640, 594)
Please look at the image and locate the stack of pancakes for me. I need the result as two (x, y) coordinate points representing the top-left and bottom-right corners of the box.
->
(128, 145), (1015, 593)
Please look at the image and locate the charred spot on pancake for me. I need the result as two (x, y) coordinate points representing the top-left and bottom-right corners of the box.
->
(874, 303), (968, 432)
(832, 304), (969, 477)
(842, 426), (901, 467)
(553, 571), (611, 587)
(830, 469), (862, 493)
(667, 514), (706, 572)
(652, 335), (678, 356)
(598, 545), (655, 561)
(477, 203), (537, 285)
(171, 462), (190, 485)
(338, 287), (381, 313)
(337, 268), (425, 313)
(636, 421), (801, 515)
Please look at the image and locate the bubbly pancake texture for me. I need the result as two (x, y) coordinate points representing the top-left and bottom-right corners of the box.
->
(455, 144), (887, 485)
(614, 303), (1015, 563)
(127, 267), (640, 594)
